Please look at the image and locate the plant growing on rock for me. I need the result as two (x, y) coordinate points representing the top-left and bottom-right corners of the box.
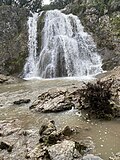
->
(81, 80), (114, 119)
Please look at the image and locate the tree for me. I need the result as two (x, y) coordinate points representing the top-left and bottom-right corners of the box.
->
(0, 0), (43, 12)
(50, 0), (72, 9)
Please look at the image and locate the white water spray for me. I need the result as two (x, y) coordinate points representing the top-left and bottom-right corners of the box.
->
(23, 12), (39, 78)
(24, 10), (103, 79)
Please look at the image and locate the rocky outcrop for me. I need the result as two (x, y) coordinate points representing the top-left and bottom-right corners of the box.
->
(0, 5), (28, 75)
(29, 120), (101, 160)
(0, 74), (22, 84)
(0, 119), (103, 160)
(66, 0), (120, 70)
(30, 89), (76, 113)
(0, 119), (39, 160)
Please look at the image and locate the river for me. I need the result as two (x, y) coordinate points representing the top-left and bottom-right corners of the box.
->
(0, 78), (120, 159)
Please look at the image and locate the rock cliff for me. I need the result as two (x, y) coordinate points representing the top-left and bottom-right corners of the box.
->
(0, 5), (28, 75)
(65, 0), (120, 70)
(0, 0), (120, 76)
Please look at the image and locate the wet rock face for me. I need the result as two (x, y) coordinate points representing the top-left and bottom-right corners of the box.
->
(0, 5), (28, 75)
(30, 90), (76, 113)
(67, 0), (120, 70)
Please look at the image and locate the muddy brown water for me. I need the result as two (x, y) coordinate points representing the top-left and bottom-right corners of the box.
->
(0, 78), (120, 159)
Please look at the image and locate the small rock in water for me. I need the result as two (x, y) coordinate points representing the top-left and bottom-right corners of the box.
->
(109, 152), (120, 160)
(13, 99), (31, 105)
(83, 154), (103, 160)
(62, 126), (73, 136)
(0, 141), (13, 152)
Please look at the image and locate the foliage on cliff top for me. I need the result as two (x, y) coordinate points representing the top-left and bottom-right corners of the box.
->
(0, 0), (43, 12)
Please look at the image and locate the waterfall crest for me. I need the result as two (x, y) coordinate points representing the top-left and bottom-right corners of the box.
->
(24, 10), (103, 79)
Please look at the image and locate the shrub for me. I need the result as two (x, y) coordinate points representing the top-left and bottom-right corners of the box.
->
(81, 80), (114, 119)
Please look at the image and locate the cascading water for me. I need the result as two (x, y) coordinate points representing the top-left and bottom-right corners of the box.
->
(24, 10), (103, 79)
(23, 11), (39, 78)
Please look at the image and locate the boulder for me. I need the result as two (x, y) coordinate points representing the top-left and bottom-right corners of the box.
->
(62, 126), (73, 136)
(39, 120), (59, 145)
(0, 74), (21, 84)
(0, 141), (13, 152)
(83, 154), (103, 160)
(30, 90), (75, 113)
(39, 120), (56, 136)
(48, 140), (82, 160)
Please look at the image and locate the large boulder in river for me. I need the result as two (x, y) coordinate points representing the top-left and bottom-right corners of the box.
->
(30, 90), (75, 113)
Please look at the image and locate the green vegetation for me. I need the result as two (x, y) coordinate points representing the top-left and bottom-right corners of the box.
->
(49, 0), (72, 10)
(0, 0), (43, 12)
(0, 0), (72, 11)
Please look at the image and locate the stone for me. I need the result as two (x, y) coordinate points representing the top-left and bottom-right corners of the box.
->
(109, 152), (120, 160)
(0, 141), (13, 152)
(82, 154), (103, 160)
(39, 120), (56, 136)
(28, 145), (51, 159)
(48, 140), (82, 160)
(62, 126), (73, 136)
(30, 90), (75, 113)
(0, 74), (20, 84)
(39, 120), (58, 145)
(75, 141), (87, 155)
(39, 125), (48, 136)
(47, 131), (60, 145)
(13, 99), (31, 105)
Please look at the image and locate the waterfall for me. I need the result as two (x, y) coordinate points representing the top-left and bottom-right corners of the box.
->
(23, 12), (39, 78)
(24, 10), (103, 79)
